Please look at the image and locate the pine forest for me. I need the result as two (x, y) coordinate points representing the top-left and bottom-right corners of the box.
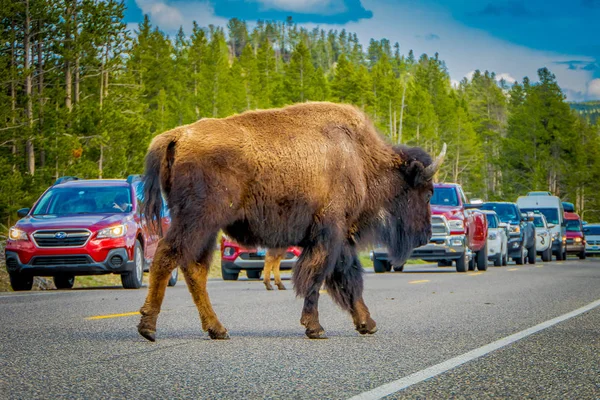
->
(1, 0), (600, 226)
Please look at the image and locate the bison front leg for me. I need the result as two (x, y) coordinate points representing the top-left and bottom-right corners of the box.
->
(325, 245), (377, 336)
(138, 240), (177, 342)
(293, 241), (338, 339)
(182, 252), (229, 340)
(264, 248), (286, 291)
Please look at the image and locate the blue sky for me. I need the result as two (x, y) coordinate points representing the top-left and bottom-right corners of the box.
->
(125, 0), (600, 101)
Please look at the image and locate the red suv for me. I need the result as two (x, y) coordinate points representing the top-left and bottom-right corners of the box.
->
(220, 235), (301, 280)
(4, 176), (173, 290)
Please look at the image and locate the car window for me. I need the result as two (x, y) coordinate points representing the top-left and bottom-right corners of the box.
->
(431, 187), (459, 206)
(481, 204), (518, 223)
(533, 216), (545, 228)
(520, 208), (559, 225)
(566, 220), (582, 232)
(32, 186), (132, 215)
(583, 226), (600, 235)
(485, 214), (498, 228)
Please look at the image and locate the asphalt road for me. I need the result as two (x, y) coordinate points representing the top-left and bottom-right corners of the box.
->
(1, 258), (599, 400)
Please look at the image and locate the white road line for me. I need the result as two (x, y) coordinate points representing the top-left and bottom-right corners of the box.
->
(348, 298), (600, 400)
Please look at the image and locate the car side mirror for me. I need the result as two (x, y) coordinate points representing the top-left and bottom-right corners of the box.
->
(464, 203), (481, 209)
(17, 208), (30, 218)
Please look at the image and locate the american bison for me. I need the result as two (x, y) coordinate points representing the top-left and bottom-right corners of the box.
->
(137, 101), (445, 341)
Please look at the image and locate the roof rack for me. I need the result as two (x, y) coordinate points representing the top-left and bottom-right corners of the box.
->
(54, 176), (79, 185)
(562, 202), (575, 212)
(126, 174), (143, 184)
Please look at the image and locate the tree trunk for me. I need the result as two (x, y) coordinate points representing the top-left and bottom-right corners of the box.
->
(25, 0), (35, 176)
(399, 79), (407, 145)
(37, 20), (45, 168)
(10, 18), (17, 171)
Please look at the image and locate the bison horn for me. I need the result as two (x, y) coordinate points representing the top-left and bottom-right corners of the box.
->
(423, 143), (447, 180)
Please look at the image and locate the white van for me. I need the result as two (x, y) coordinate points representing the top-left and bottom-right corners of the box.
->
(516, 195), (566, 260)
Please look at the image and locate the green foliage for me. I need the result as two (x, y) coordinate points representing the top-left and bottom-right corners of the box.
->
(1, 9), (599, 225)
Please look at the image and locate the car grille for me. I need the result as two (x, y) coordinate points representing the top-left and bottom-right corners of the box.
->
(431, 216), (449, 236)
(587, 240), (599, 245)
(31, 255), (91, 266)
(566, 239), (574, 245)
(6, 258), (18, 269)
(32, 230), (90, 247)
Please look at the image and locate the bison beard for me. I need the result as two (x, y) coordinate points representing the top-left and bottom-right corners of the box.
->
(137, 101), (445, 341)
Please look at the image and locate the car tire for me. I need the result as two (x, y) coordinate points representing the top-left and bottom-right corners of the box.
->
(167, 268), (178, 287)
(476, 243), (488, 271)
(456, 252), (468, 273)
(247, 270), (262, 279)
(494, 253), (502, 267)
(221, 265), (239, 281)
(555, 243), (564, 261)
(121, 240), (143, 289)
(373, 259), (388, 273)
(527, 243), (536, 264)
(54, 274), (75, 289)
(393, 264), (404, 272)
(541, 246), (551, 262)
(579, 250), (586, 260)
(9, 272), (33, 291)
(514, 245), (525, 265)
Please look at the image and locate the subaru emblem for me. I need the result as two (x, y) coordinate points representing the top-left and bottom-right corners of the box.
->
(55, 232), (67, 239)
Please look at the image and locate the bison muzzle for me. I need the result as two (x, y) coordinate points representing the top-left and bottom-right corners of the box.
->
(137, 101), (445, 341)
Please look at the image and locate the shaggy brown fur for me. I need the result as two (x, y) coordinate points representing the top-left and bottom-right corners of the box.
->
(138, 101), (443, 341)
(263, 248), (287, 290)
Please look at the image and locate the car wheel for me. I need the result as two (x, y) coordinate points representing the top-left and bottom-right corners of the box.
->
(221, 264), (239, 281)
(9, 272), (33, 291)
(527, 243), (536, 264)
(393, 264), (404, 272)
(121, 240), (143, 289)
(247, 270), (262, 279)
(579, 250), (586, 260)
(494, 253), (502, 267)
(373, 259), (388, 273)
(54, 274), (75, 289)
(476, 243), (488, 271)
(167, 268), (178, 286)
(555, 244), (564, 261)
(514, 245), (524, 265)
(456, 252), (468, 273)
(502, 252), (508, 266)
(541, 246), (551, 262)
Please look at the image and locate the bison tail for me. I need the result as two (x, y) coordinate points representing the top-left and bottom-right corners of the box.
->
(142, 131), (179, 236)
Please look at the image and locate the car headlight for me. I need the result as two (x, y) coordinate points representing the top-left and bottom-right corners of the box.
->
(488, 232), (498, 240)
(223, 246), (236, 257)
(509, 225), (520, 234)
(552, 232), (559, 240)
(448, 220), (464, 230)
(97, 224), (127, 239)
(8, 227), (28, 241)
(574, 237), (582, 243)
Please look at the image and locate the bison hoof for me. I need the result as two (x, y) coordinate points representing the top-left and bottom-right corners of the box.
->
(305, 329), (328, 339)
(356, 321), (378, 335)
(264, 283), (274, 291)
(208, 329), (230, 340)
(138, 327), (156, 342)
(276, 283), (287, 290)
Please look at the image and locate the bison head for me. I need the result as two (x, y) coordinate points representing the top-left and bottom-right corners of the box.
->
(380, 143), (446, 268)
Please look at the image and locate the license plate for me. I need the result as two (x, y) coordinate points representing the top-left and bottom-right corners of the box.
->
(256, 248), (266, 256)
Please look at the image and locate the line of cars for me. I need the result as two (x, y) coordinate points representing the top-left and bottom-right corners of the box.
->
(371, 184), (591, 273)
(3, 177), (595, 291)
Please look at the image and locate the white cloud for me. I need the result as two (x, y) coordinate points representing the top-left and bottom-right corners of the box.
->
(303, 0), (595, 101)
(255, 0), (347, 14)
(133, 1), (229, 35)
(465, 70), (475, 80)
(496, 72), (517, 84)
(135, 0), (184, 30)
(587, 79), (600, 100)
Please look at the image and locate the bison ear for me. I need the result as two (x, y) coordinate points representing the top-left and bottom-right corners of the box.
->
(402, 160), (429, 188)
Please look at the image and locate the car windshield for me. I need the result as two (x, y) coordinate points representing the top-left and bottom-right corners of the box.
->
(485, 214), (498, 228)
(481, 204), (518, 223)
(583, 226), (600, 235)
(32, 186), (132, 215)
(533, 216), (545, 228)
(566, 220), (581, 232)
(431, 187), (459, 206)
(520, 208), (559, 225)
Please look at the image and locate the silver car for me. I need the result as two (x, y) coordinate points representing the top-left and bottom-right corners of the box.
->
(583, 223), (600, 255)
